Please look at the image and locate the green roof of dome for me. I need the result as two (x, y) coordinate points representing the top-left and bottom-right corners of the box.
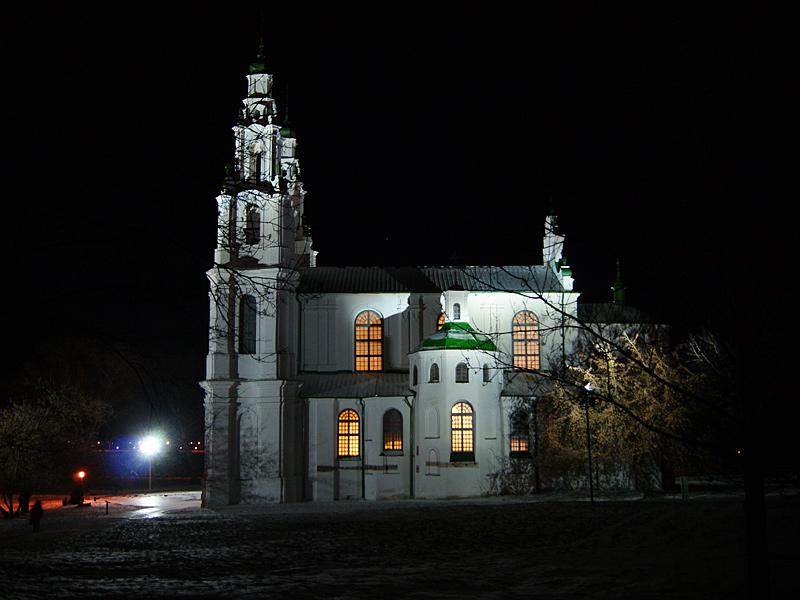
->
(419, 322), (497, 352)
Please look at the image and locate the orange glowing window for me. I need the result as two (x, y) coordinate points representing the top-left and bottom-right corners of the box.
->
(383, 409), (403, 452)
(337, 409), (360, 458)
(451, 402), (474, 453)
(436, 312), (445, 331)
(510, 436), (529, 452)
(512, 311), (540, 370)
(354, 310), (383, 371)
(510, 410), (530, 454)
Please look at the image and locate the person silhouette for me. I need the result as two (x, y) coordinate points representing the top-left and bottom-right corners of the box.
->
(30, 500), (43, 532)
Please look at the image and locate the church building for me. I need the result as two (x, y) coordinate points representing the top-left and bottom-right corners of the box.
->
(202, 58), (581, 506)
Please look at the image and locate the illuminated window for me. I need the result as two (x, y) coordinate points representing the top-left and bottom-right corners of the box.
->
(383, 409), (403, 452)
(510, 410), (531, 456)
(337, 409), (360, 458)
(483, 364), (490, 383)
(412, 365), (418, 386)
(436, 312), (445, 331)
(512, 311), (540, 370)
(354, 310), (383, 371)
(244, 205), (260, 244)
(238, 295), (257, 355)
(429, 363), (440, 383)
(455, 362), (469, 383)
(450, 402), (474, 461)
(453, 303), (461, 320)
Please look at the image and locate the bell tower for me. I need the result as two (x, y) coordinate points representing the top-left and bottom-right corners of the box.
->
(202, 49), (312, 507)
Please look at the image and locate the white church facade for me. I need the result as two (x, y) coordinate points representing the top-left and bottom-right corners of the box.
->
(202, 59), (581, 507)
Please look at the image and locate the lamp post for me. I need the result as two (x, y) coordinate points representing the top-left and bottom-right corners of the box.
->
(139, 435), (161, 491)
(581, 383), (596, 503)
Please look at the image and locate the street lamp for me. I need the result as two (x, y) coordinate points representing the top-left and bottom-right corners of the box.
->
(581, 382), (596, 503)
(139, 435), (162, 491)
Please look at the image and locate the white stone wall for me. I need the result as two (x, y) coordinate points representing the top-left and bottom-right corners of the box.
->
(409, 347), (505, 499)
(308, 397), (413, 501)
(299, 290), (579, 373)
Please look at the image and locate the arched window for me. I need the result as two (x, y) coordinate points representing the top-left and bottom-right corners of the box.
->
(238, 295), (257, 355)
(244, 204), (260, 245)
(452, 303), (461, 320)
(510, 410), (531, 456)
(250, 147), (262, 181)
(483, 364), (491, 383)
(436, 312), (445, 331)
(450, 402), (474, 461)
(337, 409), (360, 458)
(512, 311), (540, 370)
(354, 310), (383, 371)
(455, 362), (469, 383)
(426, 449), (440, 476)
(383, 409), (403, 452)
(412, 365), (418, 386)
(429, 363), (440, 383)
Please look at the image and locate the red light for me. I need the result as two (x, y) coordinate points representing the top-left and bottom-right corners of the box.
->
(77, 470), (86, 480)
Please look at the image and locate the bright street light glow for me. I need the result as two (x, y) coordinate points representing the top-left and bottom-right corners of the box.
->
(77, 470), (86, 480)
(139, 435), (162, 457)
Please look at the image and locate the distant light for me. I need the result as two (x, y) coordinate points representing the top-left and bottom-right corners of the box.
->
(139, 435), (162, 457)
(165, 440), (170, 446)
(77, 470), (86, 480)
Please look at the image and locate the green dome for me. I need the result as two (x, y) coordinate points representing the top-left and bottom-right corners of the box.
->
(419, 322), (497, 352)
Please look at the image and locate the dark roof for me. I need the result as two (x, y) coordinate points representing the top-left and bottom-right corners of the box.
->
(296, 370), (557, 399)
(298, 266), (564, 294)
(501, 371), (556, 397)
(577, 303), (650, 324)
(297, 372), (409, 398)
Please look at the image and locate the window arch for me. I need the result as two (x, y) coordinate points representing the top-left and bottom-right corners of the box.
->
(412, 365), (418, 386)
(354, 310), (383, 371)
(450, 402), (474, 461)
(455, 362), (469, 383)
(383, 409), (403, 452)
(337, 409), (360, 458)
(249, 146), (262, 181)
(429, 363), (440, 383)
(244, 204), (260, 245)
(483, 364), (491, 383)
(452, 303), (461, 320)
(436, 312), (445, 331)
(238, 295), (257, 355)
(510, 410), (531, 456)
(512, 311), (540, 370)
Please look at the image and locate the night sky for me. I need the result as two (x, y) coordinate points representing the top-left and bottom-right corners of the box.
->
(3, 4), (794, 441)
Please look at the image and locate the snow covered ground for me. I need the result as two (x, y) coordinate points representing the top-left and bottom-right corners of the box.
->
(1, 490), (798, 599)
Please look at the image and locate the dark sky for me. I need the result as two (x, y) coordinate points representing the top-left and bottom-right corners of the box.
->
(3, 4), (794, 437)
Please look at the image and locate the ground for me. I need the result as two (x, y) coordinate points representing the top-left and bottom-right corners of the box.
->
(1, 490), (798, 599)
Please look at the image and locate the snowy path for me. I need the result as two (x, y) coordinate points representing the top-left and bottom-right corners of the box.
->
(1, 492), (798, 599)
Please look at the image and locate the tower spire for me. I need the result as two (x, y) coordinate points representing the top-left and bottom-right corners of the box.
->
(611, 258), (626, 304)
(249, 40), (268, 74)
